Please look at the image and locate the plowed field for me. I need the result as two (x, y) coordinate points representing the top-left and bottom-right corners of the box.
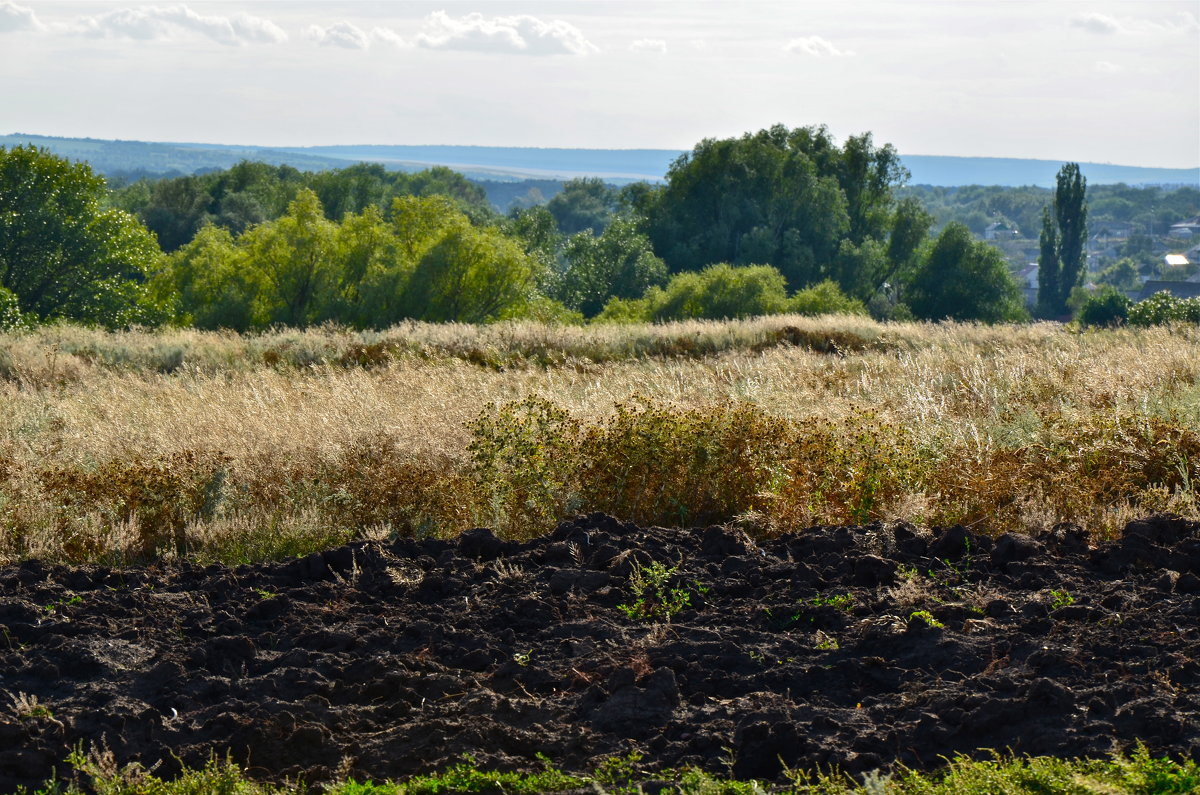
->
(2, 514), (1199, 791)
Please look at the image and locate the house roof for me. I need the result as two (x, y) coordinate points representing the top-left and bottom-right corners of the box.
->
(1165, 254), (1191, 267)
(1138, 280), (1200, 301)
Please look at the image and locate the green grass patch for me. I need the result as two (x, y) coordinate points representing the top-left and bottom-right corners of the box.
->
(21, 744), (1199, 795)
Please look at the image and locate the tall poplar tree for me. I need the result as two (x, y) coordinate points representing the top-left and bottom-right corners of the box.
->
(1037, 163), (1088, 317)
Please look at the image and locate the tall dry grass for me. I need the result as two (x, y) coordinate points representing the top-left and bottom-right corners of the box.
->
(1, 315), (1197, 563)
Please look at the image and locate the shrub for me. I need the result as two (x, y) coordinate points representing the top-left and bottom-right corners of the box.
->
(1129, 291), (1200, 327)
(1076, 286), (1131, 328)
(598, 263), (790, 322)
(787, 279), (869, 316)
(468, 396), (791, 534)
(0, 286), (28, 331)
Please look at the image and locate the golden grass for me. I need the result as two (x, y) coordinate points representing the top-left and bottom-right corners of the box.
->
(1, 315), (1197, 563)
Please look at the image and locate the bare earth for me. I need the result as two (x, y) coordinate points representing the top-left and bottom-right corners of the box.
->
(2, 513), (1199, 791)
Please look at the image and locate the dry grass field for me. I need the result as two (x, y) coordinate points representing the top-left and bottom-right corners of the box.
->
(1, 315), (1197, 564)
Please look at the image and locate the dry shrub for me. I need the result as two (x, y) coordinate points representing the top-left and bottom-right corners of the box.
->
(768, 412), (923, 528)
(319, 432), (476, 536)
(579, 397), (790, 526)
(469, 396), (790, 535)
(468, 396), (583, 536)
(35, 450), (229, 559)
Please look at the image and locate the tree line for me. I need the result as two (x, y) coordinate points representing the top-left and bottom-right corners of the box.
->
(3, 126), (1127, 331)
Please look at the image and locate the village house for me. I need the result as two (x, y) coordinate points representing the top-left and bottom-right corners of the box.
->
(1168, 216), (1200, 238)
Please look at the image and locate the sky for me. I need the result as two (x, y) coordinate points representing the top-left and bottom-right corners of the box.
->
(1, 1), (1198, 168)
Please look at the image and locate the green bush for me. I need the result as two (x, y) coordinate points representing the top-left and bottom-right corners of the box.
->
(0, 285), (29, 330)
(1076, 286), (1131, 328)
(787, 279), (869, 316)
(1129, 290), (1200, 326)
(598, 263), (790, 322)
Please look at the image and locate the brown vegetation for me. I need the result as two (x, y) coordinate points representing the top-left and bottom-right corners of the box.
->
(0, 315), (1197, 564)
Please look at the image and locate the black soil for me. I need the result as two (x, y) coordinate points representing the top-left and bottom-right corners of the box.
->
(2, 513), (1200, 791)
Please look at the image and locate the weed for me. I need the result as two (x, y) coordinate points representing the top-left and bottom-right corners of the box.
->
(1049, 589), (1076, 611)
(19, 742), (1200, 795)
(809, 593), (854, 612)
(593, 752), (645, 795)
(814, 631), (840, 651)
(7, 691), (55, 722)
(908, 610), (945, 629)
(41, 595), (84, 614)
(617, 560), (701, 623)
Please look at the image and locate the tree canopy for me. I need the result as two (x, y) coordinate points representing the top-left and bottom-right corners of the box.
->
(3, 124), (1084, 332)
(909, 222), (1027, 323)
(112, 160), (493, 252)
(160, 191), (543, 330)
(642, 124), (908, 296)
(1037, 163), (1088, 318)
(0, 145), (167, 327)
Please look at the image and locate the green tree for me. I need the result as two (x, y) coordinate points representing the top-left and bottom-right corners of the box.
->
(886, 197), (934, 284)
(1037, 163), (1088, 317)
(909, 222), (1027, 323)
(506, 205), (562, 296)
(787, 279), (868, 316)
(161, 224), (266, 331)
(0, 145), (168, 327)
(335, 205), (409, 328)
(1095, 258), (1142, 294)
(545, 177), (619, 235)
(401, 226), (542, 323)
(240, 189), (341, 327)
(559, 218), (668, 317)
(0, 285), (28, 330)
(1076, 286), (1131, 328)
(832, 238), (890, 301)
(644, 124), (907, 295)
(391, 195), (468, 261)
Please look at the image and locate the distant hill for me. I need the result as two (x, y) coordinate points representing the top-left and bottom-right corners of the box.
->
(0, 134), (351, 180)
(900, 155), (1198, 189)
(3, 133), (1197, 188)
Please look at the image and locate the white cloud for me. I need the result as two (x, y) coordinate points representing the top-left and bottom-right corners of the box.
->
(1071, 11), (1199, 36)
(74, 5), (286, 46)
(0, 1), (42, 33)
(226, 12), (288, 44)
(415, 11), (598, 56)
(1070, 12), (1123, 34)
(783, 35), (853, 57)
(372, 26), (411, 48)
(630, 38), (667, 54)
(1095, 61), (1122, 74)
(306, 21), (370, 50)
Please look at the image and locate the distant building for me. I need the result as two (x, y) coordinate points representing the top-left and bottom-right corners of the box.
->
(1165, 253), (1191, 269)
(1017, 263), (1039, 308)
(1169, 216), (1200, 238)
(1091, 220), (1135, 239)
(984, 222), (1020, 241)
(1137, 280), (1200, 301)
(1016, 263), (1039, 288)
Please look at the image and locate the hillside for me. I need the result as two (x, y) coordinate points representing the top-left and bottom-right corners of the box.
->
(4, 133), (1197, 187)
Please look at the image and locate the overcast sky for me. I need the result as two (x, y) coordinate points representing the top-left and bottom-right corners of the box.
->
(1, 1), (1197, 167)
